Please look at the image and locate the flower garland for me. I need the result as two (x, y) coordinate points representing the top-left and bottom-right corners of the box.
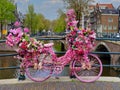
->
(66, 9), (96, 55)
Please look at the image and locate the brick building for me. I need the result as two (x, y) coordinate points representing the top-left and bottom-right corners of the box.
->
(89, 3), (119, 33)
(117, 5), (120, 33)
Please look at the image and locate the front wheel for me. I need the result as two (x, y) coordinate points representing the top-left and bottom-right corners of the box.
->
(25, 52), (54, 82)
(72, 54), (103, 83)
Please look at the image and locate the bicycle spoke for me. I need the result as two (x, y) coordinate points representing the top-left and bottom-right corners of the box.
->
(26, 52), (53, 82)
(72, 54), (103, 82)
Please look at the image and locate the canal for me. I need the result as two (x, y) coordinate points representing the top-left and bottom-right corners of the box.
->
(0, 41), (120, 79)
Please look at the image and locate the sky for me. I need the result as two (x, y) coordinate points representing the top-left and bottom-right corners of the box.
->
(15, 0), (120, 21)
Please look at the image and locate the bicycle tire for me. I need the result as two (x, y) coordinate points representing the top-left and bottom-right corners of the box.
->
(72, 54), (103, 82)
(26, 52), (54, 82)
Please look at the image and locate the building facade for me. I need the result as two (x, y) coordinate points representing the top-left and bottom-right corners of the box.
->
(89, 3), (119, 33)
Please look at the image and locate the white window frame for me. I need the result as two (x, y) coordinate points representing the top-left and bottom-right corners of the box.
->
(108, 25), (112, 30)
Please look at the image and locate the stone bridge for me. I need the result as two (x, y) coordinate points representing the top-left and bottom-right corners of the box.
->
(59, 39), (120, 68)
(94, 40), (120, 68)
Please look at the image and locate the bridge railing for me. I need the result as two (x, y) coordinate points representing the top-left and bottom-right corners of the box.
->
(36, 32), (120, 39)
(0, 37), (120, 77)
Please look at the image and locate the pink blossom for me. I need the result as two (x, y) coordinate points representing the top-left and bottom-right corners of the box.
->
(66, 9), (75, 17)
(10, 29), (17, 35)
(24, 28), (29, 33)
(89, 33), (96, 39)
(10, 28), (22, 35)
(14, 21), (21, 27)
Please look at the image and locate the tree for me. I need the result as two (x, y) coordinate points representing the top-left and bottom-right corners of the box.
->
(52, 9), (66, 33)
(0, 0), (15, 37)
(24, 5), (37, 34)
(24, 4), (52, 34)
(63, 0), (94, 28)
(36, 14), (50, 33)
(35, 14), (45, 32)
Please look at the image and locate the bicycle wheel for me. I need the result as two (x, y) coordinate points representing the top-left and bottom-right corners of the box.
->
(26, 52), (54, 82)
(72, 54), (103, 82)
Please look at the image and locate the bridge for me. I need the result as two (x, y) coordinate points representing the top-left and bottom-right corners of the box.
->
(95, 40), (120, 68)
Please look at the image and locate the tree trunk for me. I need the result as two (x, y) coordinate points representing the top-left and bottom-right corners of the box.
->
(0, 21), (3, 39)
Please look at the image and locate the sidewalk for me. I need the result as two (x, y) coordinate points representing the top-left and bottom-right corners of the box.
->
(0, 77), (120, 90)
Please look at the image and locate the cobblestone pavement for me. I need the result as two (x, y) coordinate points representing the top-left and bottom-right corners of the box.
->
(0, 77), (120, 90)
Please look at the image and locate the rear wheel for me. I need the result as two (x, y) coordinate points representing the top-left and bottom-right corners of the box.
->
(72, 54), (103, 82)
(26, 52), (54, 82)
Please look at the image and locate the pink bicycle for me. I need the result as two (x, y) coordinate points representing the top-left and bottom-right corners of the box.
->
(25, 30), (103, 83)
(6, 9), (103, 83)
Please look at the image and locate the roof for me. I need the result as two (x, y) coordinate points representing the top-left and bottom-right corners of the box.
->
(96, 3), (114, 9)
(101, 9), (118, 14)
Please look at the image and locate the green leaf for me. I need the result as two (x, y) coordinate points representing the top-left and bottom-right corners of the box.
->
(25, 35), (30, 41)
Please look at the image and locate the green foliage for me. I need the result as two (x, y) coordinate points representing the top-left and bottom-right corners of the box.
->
(52, 10), (66, 33)
(0, 0), (15, 26)
(54, 41), (61, 51)
(0, 0), (15, 39)
(24, 5), (51, 34)
(24, 5), (36, 34)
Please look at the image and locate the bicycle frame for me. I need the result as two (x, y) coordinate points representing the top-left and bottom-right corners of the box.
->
(42, 43), (87, 75)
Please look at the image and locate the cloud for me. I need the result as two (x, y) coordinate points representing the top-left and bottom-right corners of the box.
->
(95, 0), (120, 3)
(112, 0), (120, 2)
(44, 0), (63, 5)
(14, 0), (29, 3)
(51, 0), (62, 4)
(38, 0), (64, 11)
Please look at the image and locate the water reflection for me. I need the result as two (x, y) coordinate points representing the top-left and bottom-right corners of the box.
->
(0, 41), (120, 79)
(0, 52), (18, 79)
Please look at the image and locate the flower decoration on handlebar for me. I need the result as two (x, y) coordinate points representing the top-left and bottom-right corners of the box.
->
(66, 9), (96, 55)
(6, 21), (43, 68)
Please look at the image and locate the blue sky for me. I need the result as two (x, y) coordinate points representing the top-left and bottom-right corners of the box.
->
(15, 0), (120, 20)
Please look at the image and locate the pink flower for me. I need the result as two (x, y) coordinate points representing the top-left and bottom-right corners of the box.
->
(66, 9), (75, 17)
(14, 21), (21, 27)
(89, 33), (96, 39)
(19, 41), (28, 50)
(10, 29), (17, 35)
(24, 28), (29, 33)
(10, 28), (22, 35)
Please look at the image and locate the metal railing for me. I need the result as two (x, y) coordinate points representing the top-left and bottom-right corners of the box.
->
(0, 37), (120, 76)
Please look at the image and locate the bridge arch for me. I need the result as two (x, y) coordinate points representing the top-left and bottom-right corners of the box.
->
(94, 42), (111, 64)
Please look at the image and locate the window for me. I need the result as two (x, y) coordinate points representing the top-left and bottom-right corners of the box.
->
(108, 25), (112, 30)
(100, 6), (106, 9)
(108, 18), (113, 22)
(103, 25), (107, 30)
(113, 26), (117, 30)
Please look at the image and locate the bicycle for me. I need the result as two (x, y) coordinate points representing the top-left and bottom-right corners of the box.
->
(6, 9), (103, 83)
(25, 29), (103, 83)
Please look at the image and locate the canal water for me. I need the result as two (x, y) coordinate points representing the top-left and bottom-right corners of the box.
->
(0, 41), (120, 79)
